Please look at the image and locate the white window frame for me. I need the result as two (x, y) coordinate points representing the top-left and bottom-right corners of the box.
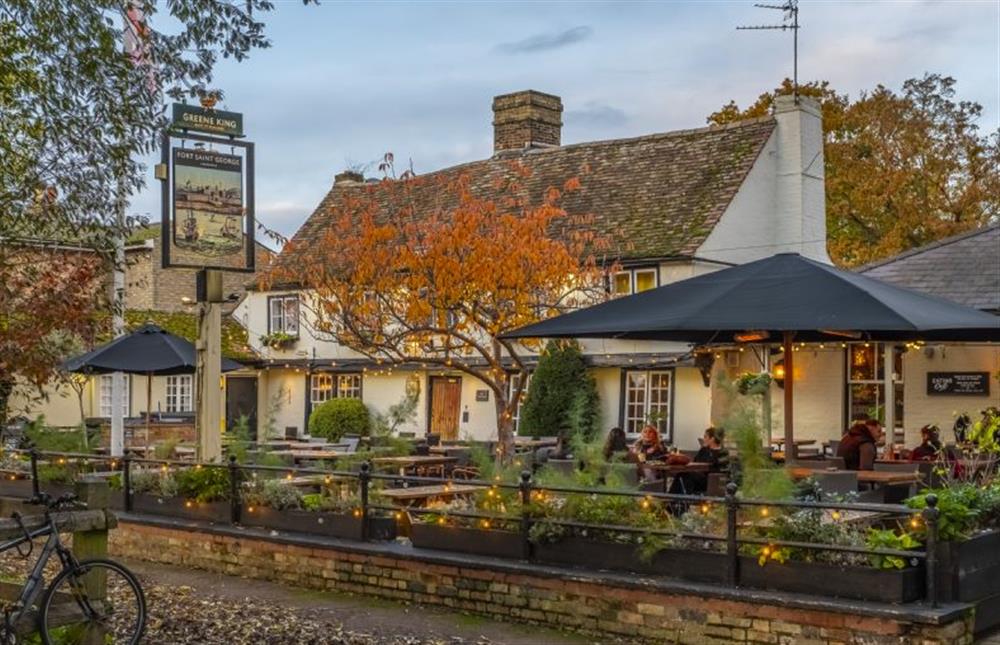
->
(846, 343), (904, 431)
(610, 266), (659, 296)
(268, 295), (300, 336)
(622, 370), (672, 439)
(310, 373), (362, 405)
(98, 374), (129, 418)
(166, 375), (193, 413)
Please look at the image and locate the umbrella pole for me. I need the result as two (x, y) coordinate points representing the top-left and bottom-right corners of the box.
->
(146, 373), (152, 453)
(783, 332), (796, 463)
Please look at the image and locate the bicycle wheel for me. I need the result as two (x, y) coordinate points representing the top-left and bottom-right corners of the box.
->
(39, 558), (145, 645)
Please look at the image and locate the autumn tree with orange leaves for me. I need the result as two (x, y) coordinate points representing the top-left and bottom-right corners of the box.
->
(270, 157), (611, 457)
(0, 244), (103, 422)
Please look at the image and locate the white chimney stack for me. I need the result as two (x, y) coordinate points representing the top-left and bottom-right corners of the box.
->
(772, 95), (831, 263)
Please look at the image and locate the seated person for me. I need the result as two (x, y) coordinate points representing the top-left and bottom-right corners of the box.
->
(910, 424), (943, 462)
(837, 420), (881, 470)
(602, 426), (629, 461)
(669, 427), (727, 496)
(631, 425), (668, 463)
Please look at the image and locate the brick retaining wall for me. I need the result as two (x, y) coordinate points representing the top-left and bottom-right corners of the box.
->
(111, 520), (974, 644)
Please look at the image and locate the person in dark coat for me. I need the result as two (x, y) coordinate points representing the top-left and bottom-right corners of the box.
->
(837, 421), (880, 470)
(910, 425), (943, 462)
(669, 427), (728, 496)
(602, 426), (628, 461)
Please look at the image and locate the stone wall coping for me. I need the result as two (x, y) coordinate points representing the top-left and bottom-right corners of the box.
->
(118, 513), (971, 626)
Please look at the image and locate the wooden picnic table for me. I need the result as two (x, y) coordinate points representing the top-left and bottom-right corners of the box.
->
(787, 467), (920, 486)
(514, 437), (558, 448)
(268, 450), (347, 462)
(643, 461), (711, 477)
(256, 441), (340, 451)
(378, 483), (480, 506)
(770, 438), (817, 448)
(372, 455), (457, 476)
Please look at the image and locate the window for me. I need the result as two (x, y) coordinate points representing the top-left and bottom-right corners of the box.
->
(166, 375), (193, 413)
(268, 295), (299, 335)
(310, 373), (362, 404)
(846, 343), (903, 431)
(98, 375), (129, 418)
(508, 373), (532, 432)
(623, 370), (672, 438)
(610, 267), (658, 296)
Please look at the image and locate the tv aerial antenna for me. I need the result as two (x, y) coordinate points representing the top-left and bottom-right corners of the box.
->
(737, 1), (800, 101)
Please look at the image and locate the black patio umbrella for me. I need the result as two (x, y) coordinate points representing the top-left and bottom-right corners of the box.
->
(505, 253), (1000, 458)
(64, 323), (242, 448)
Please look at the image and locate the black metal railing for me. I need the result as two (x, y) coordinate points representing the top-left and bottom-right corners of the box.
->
(7, 448), (942, 606)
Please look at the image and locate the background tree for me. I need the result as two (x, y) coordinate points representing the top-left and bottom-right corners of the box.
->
(519, 340), (600, 442)
(1, 1), (302, 420)
(708, 75), (1000, 266)
(269, 159), (610, 457)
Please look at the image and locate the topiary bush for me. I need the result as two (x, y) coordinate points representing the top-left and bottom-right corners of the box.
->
(308, 398), (371, 442)
(518, 340), (600, 440)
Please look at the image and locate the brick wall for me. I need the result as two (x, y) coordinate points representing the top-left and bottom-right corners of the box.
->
(110, 521), (973, 644)
(492, 91), (562, 152)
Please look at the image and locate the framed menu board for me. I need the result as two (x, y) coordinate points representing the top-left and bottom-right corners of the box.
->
(926, 372), (991, 396)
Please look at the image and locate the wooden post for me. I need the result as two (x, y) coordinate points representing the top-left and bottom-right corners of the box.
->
(73, 477), (113, 634)
(196, 269), (224, 462)
(783, 332), (796, 463)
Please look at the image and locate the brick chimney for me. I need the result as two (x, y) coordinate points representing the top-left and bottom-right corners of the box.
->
(492, 90), (563, 152)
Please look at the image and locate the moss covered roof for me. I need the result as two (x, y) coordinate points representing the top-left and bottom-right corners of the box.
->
(93, 310), (258, 363)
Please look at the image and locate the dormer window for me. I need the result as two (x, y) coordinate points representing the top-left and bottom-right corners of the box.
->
(268, 295), (300, 335)
(611, 267), (658, 296)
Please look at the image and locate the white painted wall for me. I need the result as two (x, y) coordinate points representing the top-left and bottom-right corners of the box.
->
(697, 96), (830, 264)
(673, 367), (713, 449)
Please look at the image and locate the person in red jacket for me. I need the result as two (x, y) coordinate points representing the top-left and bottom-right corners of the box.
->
(837, 421), (881, 470)
(910, 425), (943, 462)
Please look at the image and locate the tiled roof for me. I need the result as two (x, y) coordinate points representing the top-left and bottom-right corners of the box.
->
(859, 225), (1000, 312)
(266, 117), (776, 286)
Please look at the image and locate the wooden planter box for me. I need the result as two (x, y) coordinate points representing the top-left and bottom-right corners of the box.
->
(533, 537), (727, 584)
(410, 523), (524, 559)
(738, 557), (922, 603)
(240, 506), (395, 541)
(131, 493), (230, 524)
(0, 480), (73, 500)
(936, 531), (1000, 632)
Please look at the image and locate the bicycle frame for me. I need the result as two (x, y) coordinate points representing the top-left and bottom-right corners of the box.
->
(0, 513), (78, 635)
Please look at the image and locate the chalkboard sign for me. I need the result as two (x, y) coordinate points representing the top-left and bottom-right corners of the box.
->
(475, 389), (490, 402)
(926, 372), (991, 396)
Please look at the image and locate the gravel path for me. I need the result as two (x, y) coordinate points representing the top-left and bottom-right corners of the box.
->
(123, 559), (596, 645)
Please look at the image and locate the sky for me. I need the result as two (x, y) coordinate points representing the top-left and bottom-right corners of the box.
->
(132, 0), (1000, 242)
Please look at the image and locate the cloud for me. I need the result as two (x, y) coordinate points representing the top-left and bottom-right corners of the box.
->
(566, 101), (628, 127)
(494, 26), (593, 55)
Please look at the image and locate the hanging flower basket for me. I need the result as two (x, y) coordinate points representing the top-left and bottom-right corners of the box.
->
(259, 332), (298, 350)
(736, 372), (772, 396)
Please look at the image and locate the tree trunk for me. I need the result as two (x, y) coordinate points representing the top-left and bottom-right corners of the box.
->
(0, 377), (13, 427)
(494, 393), (516, 462)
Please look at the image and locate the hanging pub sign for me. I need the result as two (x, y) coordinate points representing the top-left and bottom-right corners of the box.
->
(926, 372), (990, 396)
(172, 103), (244, 137)
(160, 104), (255, 273)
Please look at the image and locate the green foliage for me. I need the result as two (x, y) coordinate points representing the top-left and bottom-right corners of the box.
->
(717, 376), (794, 501)
(905, 484), (994, 542)
(24, 419), (92, 453)
(244, 478), (303, 511)
(518, 341), (600, 440)
(866, 528), (921, 569)
(152, 438), (180, 461)
(308, 398), (371, 442)
(174, 466), (230, 503)
(259, 331), (297, 349)
(735, 372), (772, 396)
(370, 395), (418, 437)
(36, 464), (72, 484)
(227, 414), (254, 464)
(749, 507), (867, 567)
(967, 407), (1000, 454)
(302, 491), (360, 514)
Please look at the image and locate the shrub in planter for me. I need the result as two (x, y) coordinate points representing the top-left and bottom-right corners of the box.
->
(174, 467), (230, 503)
(308, 398), (370, 442)
(244, 478), (304, 511)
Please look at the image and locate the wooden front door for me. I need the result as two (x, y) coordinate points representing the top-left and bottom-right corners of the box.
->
(429, 376), (461, 440)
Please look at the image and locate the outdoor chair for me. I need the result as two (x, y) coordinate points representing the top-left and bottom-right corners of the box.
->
(397, 432), (416, 439)
(812, 471), (858, 498)
(602, 463), (640, 487)
(425, 433), (441, 447)
(340, 437), (360, 453)
(284, 426), (298, 439)
(798, 458), (845, 470)
(705, 473), (729, 498)
(544, 458), (576, 477)
(824, 439), (840, 457)
(638, 479), (665, 494)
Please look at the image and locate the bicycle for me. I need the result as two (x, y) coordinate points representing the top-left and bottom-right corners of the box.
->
(0, 492), (145, 644)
